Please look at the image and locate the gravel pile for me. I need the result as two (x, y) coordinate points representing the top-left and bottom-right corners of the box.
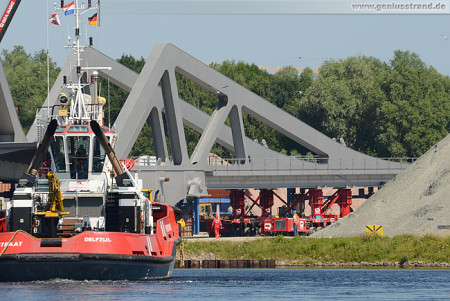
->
(313, 134), (450, 237)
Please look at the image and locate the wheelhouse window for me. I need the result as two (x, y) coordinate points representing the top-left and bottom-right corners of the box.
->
(92, 136), (106, 172)
(55, 126), (66, 133)
(51, 136), (66, 172)
(67, 136), (90, 179)
(67, 125), (90, 133)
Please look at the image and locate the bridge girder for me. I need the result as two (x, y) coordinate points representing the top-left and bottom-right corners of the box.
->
(24, 44), (408, 205)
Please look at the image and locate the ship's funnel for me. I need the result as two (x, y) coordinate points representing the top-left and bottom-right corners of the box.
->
(90, 120), (131, 186)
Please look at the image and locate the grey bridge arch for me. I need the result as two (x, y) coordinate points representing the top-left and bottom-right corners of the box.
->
(0, 60), (36, 180)
(12, 44), (408, 205)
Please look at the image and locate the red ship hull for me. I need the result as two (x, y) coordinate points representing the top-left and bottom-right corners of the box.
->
(0, 212), (181, 281)
(0, 252), (178, 281)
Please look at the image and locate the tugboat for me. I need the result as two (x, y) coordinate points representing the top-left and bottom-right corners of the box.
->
(0, 0), (180, 281)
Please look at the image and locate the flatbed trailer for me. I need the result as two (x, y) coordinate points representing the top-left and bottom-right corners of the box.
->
(204, 188), (353, 237)
(261, 216), (339, 236)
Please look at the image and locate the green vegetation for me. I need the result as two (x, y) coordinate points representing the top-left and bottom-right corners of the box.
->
(2, 47), (449, 158)
(298, 52), (450, 157)
(182, 235), (449, 264)
(2, 46), (60, 132)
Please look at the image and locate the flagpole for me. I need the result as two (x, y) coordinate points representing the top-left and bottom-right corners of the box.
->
(46, 0), (50, 122)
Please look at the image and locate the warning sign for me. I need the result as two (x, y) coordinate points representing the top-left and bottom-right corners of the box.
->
(365, 225), (383, 236)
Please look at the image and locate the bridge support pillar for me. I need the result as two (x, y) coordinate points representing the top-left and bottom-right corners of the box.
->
(230, 190), (245, 218)
(337, 188), (352, 217)
(309, 189), (324, 218)
(193, 197), (200, 235)
(259, 189), (274, 218)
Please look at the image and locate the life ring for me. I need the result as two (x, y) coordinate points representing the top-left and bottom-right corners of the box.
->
(119, 158), (135, 170)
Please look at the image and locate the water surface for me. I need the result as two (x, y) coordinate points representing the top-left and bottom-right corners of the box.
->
(0, 268), (448, 300)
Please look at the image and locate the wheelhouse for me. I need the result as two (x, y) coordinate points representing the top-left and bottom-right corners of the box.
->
(49, 124), (114, 179)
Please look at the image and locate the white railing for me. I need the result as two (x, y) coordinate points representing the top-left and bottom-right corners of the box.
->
(206, 156), (417, 173)
(130, 154), (417, 173)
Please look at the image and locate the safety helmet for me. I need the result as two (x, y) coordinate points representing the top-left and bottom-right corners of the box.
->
(293, 210), (297, 213)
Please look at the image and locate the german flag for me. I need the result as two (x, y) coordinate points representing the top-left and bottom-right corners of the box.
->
(88, 13), (97, 26)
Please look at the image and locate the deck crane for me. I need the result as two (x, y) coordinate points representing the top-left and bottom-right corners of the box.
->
(0, 0), (22, 44)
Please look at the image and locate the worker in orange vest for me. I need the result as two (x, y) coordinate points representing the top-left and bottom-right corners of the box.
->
(212, 215), (222, 239)
(292, 210), (300, 236)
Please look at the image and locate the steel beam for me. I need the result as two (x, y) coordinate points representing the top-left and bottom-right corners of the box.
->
(15, 44), (411, 206)
(0, 60), (26, 142)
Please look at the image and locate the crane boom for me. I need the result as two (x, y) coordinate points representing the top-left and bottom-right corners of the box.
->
(0, 0), (22, 44)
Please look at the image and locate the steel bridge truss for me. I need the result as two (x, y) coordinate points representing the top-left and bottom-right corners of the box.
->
(0, 60), (36, 181)
(25, 44), (408, 205)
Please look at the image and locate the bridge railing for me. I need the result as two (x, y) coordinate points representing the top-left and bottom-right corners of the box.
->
(133, 155), (417, 173)
(206, 156), (417, 173)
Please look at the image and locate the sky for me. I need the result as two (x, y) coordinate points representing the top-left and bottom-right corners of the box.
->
(2, 0), (450, 77)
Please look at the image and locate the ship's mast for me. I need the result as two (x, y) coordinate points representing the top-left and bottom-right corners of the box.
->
(55, 0), (100, 125)
(73, 0), (86, 124)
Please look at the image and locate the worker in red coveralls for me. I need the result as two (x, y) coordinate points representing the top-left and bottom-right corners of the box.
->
(292, 210), (300, 236)
(212, 215), (222, 239)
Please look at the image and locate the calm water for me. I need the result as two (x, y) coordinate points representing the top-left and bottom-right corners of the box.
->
(0, 269), (449, 300)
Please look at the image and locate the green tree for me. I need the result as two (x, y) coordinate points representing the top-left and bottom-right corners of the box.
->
(2, 46), (60, 132)
(297, 56), (388, 155)
(298, 51), (449, 157)
(376, 50), (450, 157)
(213, 60), (273, 100)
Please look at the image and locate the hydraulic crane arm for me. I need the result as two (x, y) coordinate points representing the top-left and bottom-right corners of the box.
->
(0, 0), (22, 44)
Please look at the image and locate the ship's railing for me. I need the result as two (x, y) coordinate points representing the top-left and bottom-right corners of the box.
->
(34, 172), (108, 194)
(35, 103), (104, 133)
